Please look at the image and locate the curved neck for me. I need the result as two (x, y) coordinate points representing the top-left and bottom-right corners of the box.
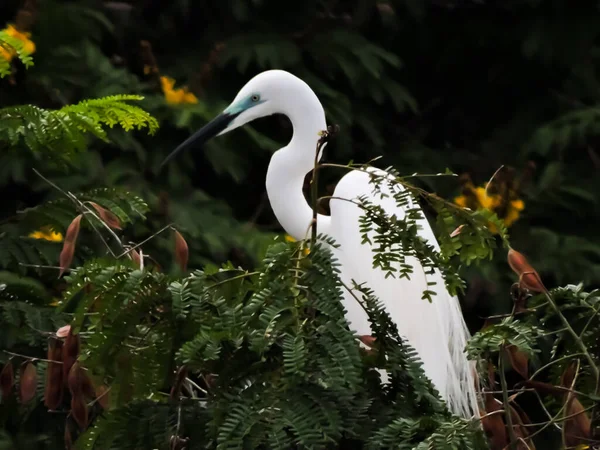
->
(265, 90), (330, 240)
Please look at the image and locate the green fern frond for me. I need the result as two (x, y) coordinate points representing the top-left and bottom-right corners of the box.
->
(0, 34), (34, 78)
(0, 96), (158, 162)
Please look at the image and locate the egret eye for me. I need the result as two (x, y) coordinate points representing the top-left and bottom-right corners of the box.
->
(251, 94), (260, 102)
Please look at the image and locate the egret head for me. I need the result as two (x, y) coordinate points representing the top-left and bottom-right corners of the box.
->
(161, 70), (295, 168)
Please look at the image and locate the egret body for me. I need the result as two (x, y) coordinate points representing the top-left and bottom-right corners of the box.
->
(163, 70), (479, 418)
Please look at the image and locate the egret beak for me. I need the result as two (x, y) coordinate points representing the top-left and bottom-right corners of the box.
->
(160, 111), (240, 168)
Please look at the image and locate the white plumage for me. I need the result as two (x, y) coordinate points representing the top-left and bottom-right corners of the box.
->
(165, 69), (480, 418)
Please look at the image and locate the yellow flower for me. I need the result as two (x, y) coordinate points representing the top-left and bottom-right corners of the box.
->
(473, 187), (501, 210)
(284, 235), (310, 255)
(454, 179), (525, 231)
(503, 198), (525, 227)
(160, 76), (198, 105)
(0, 24), (35, 62)
(29, 227), (63, 242)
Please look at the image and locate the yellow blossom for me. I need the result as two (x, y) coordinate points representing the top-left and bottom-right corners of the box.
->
(160, 76), (198, 105)
(284, 235), (310, 255)
(454, 180), (525, 231)
(29, 227), (63, 242)
(0, 24), (35, 62)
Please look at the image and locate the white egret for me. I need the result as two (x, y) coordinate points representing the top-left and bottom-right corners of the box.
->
(162, 70), (479, 418)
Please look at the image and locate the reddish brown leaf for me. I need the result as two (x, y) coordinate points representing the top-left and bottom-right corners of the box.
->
(505, 345), (529, 379)
(44, 338), (64, 410)
(358, 335), (377, 348)
(59, 215), (83, 277)
(560, 361), (577, 389)
(0, 361), (14, 401)
(481, 390), (508, 450)
(507, 247), (546, 293)
(64, 422), (73, 450)
(558, 362), (591, 447)
(81, 372), (95, 400)
(19, 361), (37, 403)
(67, 362), (85, 395)
(174, 229), (189, 272)
(130, 248), (141, 267)
(563, 396), (591, 447)
(95, 384), (109, 410)
(507, 402), (536, 449)
(63, 328), (80, 387)
(70, 393), (88, 429)
(89, 202), (122, 230)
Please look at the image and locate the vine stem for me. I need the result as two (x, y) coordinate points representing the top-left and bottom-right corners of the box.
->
(499, 348), (518, 449)
(310, 134), (324, 245)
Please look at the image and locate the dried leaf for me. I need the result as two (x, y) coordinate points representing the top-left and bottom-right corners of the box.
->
(507, 402), (536, 449)
(559, 362), (591, 447)
(95, 384), (109, 409)
(70, 394), (88, 429)
(67, 362), (85, 395)
(130, 248), (141, 267)
(505, 345), (529, 379)
(0, 361), (14, 400)
(19, 361), (37, 403)
(507, 247), (546, 293)
(89, 202), (122, 230)
(59, 215), (83, 277)
(358, 335), (377, 348)
(63, 328), (80, 386)
(481, 390), (508, 450)
(563, 396), (591, 447)
(560, 361), (577, 389)
(174, 229), (189, 272)
(44, 338), (64, 410)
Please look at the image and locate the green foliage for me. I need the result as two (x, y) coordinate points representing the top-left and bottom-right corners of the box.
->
(354, 168), (502, 300)
(466, 317), (542, 361)
(0, 34), (33, 78)
(66, 236), (486, 450)
(0, 186), (149, 274)
(1, 1), (600, 449)
(0, 96), (158, 164)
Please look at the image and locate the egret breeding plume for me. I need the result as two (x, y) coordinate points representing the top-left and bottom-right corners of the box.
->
(162, 70), (479, 418)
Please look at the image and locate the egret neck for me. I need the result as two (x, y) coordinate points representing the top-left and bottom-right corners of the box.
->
(265, 90), (331, 241)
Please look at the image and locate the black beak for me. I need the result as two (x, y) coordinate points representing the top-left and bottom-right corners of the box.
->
(160, 111), (239, 169)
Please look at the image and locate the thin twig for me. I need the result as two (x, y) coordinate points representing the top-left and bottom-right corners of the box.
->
(32, 168), (120, 256)
(2, 350), (63, 364)
(484, 165), (505, 196)
(185, 377), (208, 395)
(115, 223), (174, 259)
(206, 271), (259, 289)
(540, 289), (599, 383)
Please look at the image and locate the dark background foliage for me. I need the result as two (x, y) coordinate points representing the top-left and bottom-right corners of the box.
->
(1, 0), (600, 448)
